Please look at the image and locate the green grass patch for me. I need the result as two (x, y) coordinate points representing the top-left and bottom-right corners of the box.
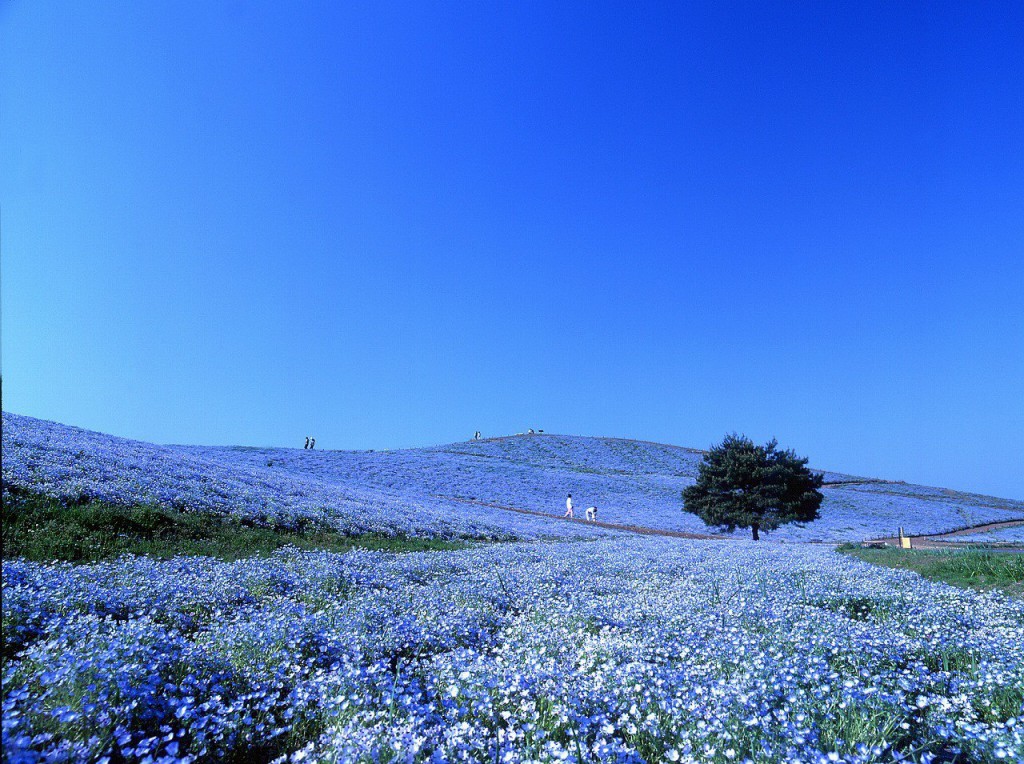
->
(1, 491), (477, 563)
(839, 544), (1024, 597)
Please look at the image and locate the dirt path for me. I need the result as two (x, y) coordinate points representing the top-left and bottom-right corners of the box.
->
(443, 495), (1024, 548)
(820, 479), (891, 487)
(868, 519), (1024, 549)
(439, 497), (727, 540)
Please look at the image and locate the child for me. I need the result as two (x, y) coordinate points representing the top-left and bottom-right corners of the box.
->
(585, 506), (597, 522)
(564, 493), (574, 518)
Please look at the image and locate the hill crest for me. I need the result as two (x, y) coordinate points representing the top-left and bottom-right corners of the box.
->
(4, 411), (1023, 543)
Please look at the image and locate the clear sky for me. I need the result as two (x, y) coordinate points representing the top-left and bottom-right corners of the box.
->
(2, 2), (1022, 499)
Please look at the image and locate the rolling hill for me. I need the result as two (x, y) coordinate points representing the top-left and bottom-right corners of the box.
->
(4, 412), (1022, 543)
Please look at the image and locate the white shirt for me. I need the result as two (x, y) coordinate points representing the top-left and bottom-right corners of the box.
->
(566, 496), (573, 510)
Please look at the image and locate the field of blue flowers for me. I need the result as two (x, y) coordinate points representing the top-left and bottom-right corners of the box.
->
(5, 413), (1023, 543)
(4, 412), (1024, 763)
(1, 414), (609, 542)
(3, 539), (1022, 763)
(937, 525), (1024, 545)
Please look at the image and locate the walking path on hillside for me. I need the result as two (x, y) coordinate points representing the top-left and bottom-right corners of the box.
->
(437, 497), (727, 540)
(441, 496), (1024, 548)
(869, 519), (1024, 549)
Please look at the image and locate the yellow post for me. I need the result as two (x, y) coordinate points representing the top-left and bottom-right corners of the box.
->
(897, 526), (912, 549)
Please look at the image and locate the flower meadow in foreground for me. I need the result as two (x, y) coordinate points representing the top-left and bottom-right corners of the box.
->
(4, 538), (1022, 763)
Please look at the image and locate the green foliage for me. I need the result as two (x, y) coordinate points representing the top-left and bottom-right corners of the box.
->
(1, 491), (476, 563)
(839, 544), (1024, 597)
(682, 434), (824, 540)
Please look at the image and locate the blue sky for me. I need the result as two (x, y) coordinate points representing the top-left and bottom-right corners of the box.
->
(2, 2), (1022, 499)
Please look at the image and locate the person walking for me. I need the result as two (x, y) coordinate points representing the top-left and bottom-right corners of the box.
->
(310, 437), (316, 450)
(304, 436), (310, 449)
(564, 493), (574, 518)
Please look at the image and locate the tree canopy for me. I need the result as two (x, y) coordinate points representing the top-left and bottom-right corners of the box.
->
(683, 434), (824, 540)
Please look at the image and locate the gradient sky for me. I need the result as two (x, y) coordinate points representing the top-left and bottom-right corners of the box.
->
(2, 2), (1022, 499)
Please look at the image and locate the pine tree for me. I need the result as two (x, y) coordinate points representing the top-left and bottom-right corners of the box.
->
(682, 434), (824, 540)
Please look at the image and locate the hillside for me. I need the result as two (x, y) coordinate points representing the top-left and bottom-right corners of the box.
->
(4, 412), (1023, 542)
(0, 413), (608, 542)
(5, 412), (1024, 764)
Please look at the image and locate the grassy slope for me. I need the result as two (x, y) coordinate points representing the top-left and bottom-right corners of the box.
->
(1, 491), (476, 563)
(838, 544), (1024, 597)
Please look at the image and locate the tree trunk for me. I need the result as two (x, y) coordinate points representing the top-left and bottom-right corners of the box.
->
(751, 524), (760, 541)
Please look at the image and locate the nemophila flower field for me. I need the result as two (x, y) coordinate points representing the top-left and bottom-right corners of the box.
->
(937, 525), (1024, 545)
(3, 412), (1024, 762)
(3, 539), (1022, 763)
(6, 412), (1022, 543)
(1, 413), (608, 542)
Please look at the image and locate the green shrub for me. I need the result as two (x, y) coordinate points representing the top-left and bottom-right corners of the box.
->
(1, 491), (475, 563)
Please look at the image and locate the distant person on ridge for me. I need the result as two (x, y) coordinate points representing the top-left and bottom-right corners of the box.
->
(304, 436), (310, 449)
(564, 494), (574, 518)
(310, 438), (316, 450)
